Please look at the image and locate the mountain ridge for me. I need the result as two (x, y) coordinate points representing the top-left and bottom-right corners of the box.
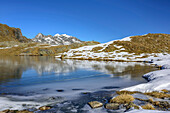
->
(0, 23), (31, 43)
(32, 33), (82, 45)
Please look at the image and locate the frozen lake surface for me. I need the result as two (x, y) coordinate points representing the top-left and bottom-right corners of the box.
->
(0, 56), (156, 111)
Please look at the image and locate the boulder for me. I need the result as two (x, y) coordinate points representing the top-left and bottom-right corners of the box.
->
(88, 101), (103, 108)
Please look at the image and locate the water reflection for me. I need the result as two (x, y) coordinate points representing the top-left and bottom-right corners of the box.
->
(0, 56), (156, 85)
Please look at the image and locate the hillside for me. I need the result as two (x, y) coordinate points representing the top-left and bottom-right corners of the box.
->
(0, 41), (99, 56)
(60, 33), (170, 61)
(32, 33), (82, 45)
(0, 23), (31, 43)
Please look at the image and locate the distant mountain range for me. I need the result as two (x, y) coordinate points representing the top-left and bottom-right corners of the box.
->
(0, 23), (82, 45)
(32, 33), (82, 45)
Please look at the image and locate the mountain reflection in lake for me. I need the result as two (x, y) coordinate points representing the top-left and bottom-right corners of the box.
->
(0, 56), (156, 111)
(0, 56), (156, 84)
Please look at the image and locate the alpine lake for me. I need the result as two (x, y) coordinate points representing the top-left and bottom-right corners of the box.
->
(0, 56), (157, 112)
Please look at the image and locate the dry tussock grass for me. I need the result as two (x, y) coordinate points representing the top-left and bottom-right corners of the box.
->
(110, 94), (134, 104)
(142, 103), (155, 110)
(144, 91), (170, 99)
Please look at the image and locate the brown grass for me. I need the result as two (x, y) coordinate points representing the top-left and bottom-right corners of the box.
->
(110, 94), (134, 104)
(161, 89), (169, 93)
(141, 103), (155, 110)
(91, 46), (103, 52)
(116, 90), (141, 95)
(113, 33), (170, 54)
(144, 91), (170, 99)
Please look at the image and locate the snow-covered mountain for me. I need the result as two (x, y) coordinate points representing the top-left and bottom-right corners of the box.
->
(32, 33), (82, 45)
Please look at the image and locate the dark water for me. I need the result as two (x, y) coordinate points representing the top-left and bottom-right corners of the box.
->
(0, 56), (156, 111)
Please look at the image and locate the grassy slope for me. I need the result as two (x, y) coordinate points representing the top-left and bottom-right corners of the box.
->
(0, 41), (100, 56)
(90, 33), (170, 54)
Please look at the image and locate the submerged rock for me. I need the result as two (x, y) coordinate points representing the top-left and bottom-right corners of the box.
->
(105, 103), (119, 110)
(88, 101), (103, 108)
(72, 88), (84, 91)
(102, 86), (120, 89)
(56, 89), (64, 92)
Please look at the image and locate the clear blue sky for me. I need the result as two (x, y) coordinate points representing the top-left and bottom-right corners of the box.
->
(0, 0), (170, 43)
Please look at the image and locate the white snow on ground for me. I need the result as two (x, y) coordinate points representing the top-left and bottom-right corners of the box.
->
(0, 95), (51, 111)
(60, 35), (169, 62)
(119, 36), (132, 41)
(61, 38), (134, 60)
(143, 69), (170, 81)
(122, 55), (170, 92)
(0, 47), (12, 49)
(127, 109), (170, 113)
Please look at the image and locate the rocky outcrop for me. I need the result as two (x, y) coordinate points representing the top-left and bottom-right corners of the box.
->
(32, 33), (82, 45)
(0, 23), (31, 43)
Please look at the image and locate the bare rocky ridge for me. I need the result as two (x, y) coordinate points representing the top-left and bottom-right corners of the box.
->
(0, 23), (31, 43)
(32, 33), (82, 45)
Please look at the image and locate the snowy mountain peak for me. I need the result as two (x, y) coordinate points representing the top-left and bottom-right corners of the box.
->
(54, 33), (60, 37)
(32, 33), (82, 45)
(36, 33), (44, 38)
(60, 34), (71, 38)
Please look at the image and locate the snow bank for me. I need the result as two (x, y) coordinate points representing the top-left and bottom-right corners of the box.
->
(119, 36), (132, 41)
(142, 69), (170, 81)
(122, 55), (170, 92)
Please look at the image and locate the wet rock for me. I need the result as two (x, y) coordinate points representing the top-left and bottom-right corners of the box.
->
(105, 103), (119, 110)
(56, 89), (64, 92)
(88, 101), (103, 108)
(82, 92), (91, 95)
(39, 106), (52, 111)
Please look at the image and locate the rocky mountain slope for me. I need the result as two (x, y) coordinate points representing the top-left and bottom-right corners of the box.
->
(32, 33), (82, 45)
(0, 23), (31, 43)
(60, 33), (170, 61)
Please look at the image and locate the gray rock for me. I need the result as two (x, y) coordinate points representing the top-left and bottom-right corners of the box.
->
(132, 93), (149, 100)
(105, 103), (119, 110)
